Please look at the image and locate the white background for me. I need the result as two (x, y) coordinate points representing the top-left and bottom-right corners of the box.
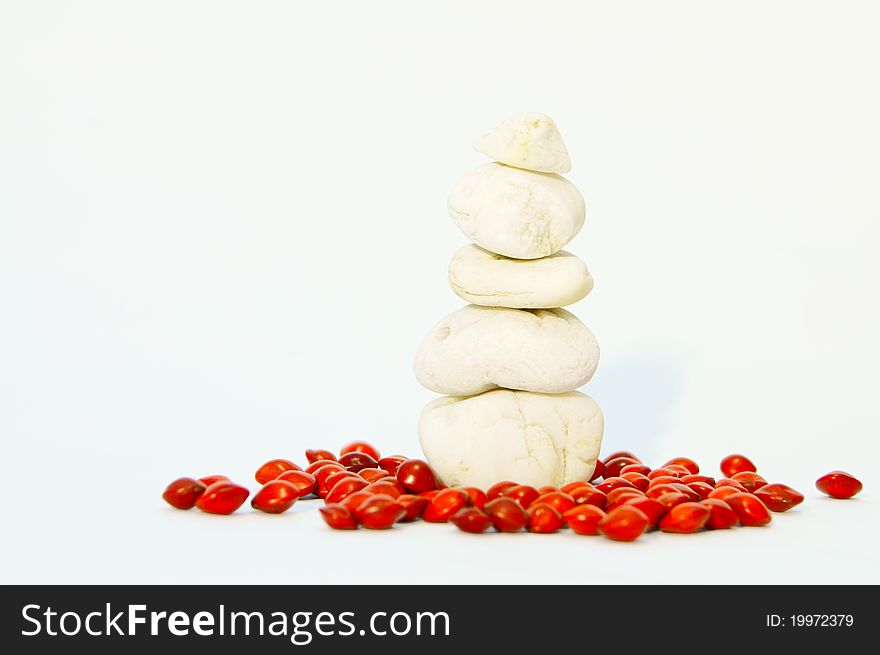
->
(2, 1), (878, 584)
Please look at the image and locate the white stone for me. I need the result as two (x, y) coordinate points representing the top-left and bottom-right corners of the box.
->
(448, 244), (593, 309)
(447, 163), (585, 259)
(473, 112), (572, 174)
(413, 305), (599, 396)
(418, 389), (603, 489)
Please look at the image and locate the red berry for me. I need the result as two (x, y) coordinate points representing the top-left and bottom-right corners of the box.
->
(395, 459), (438, 493)
(483, 497), (528, 533)
(450, 507), (493, 534)
(680, 474), (716, 486)
(527, 503), (563, 533)
(251, 480), (299, 514)
(195, 481), (249, 515)
(377, 456), (407, 475)
(275, 470), (317, 497)
(338, 451), (378, 473)
(423, 488), (469, 522)
(397, 494), (429, 522)
(648, 475), (680, 488)
(354, 494), (405, 529)
(598, 505), (649, 541)
(686, 481), (714, 500)
(312, 464), (346, 497)
(362, 480), (404, 499)
(325, 476), (370, 505)
(504, 484), (540, 509)
(358, 468), (389, 484)
(537, 486), (559, 495)
(487, 481), (518, 500)
(623, 496), (668, 528)
(305, 449), (336, 464)
(659, 501), (710, 533)
(339, 440), (381, 461)
(532, 491), (577, 514)
(340, 490), (373, 513)
(305, 459), (340, 475)
(589, 460), (605, 482)
(714, 478), (748, 491)
(322, 469), (361, 491)
(725, 492), (772, 526)
(620, 472), (651, 492)
(645, 483), (683, 499)
(665, 464), (692, 477)
(562, 504), (606, 535)
(461, 487), (488, 510)
(605, 486), (645, 504)
(755, 483), (805, 512)
(162, 477), (206, 510)
(255, 459), (300, 485)
(663, 457), (700, 474)
(606, 492), (646, 512)
(569, 485), (607, 509)
(701, 498), (739, 529)
(198, 475), (229, 487)
(619, 464), (652, 477)
(815, 471), (862, 499)
(319, 504), (357, 530)
(596, 477), (637, 495)
(603, 456), (641, 478)
(707, 486), (744, 502)
(655, 492), (691, 510)
(720, 454), (756, 478)
(603, 451), (641, 464)
(731, 471), (767, 492)
(648, 467), (682, 480)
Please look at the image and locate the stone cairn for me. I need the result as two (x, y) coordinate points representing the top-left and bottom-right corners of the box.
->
(414, 113), (604, 490)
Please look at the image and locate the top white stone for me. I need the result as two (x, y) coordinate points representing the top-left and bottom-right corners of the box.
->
(473, 112), (572, 174)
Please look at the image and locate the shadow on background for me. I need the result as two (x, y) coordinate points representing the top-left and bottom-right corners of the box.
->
(586, 357), (684, 465)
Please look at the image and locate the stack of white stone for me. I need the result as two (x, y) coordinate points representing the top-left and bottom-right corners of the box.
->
(414, 113), (605, 490)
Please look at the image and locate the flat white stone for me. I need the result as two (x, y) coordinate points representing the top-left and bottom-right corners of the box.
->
(473, 112), (572, 174)
(419, 389), (603, 489)
(448, 244), (593, 309)
(413, 305), (599, 396)
(448, 163), (585, 259)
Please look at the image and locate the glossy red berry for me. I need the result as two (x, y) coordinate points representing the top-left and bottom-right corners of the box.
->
(589, 460), (605, 482)
(162, 477), (206, 510)
(686, 481), (714, 500)
(462, 487), (488, 510)
(251, 480), (299, 514)
(720, 454), (756, 478)
(338, 451), (379, 473)
(254, 459), (301, 484)
(275, 470), (317, 497)
(714, 478), (748, 491)
(324, 476), (370, 505)
(319, 503), (358, 530)
(562, 504), (606, 535)
(305, 459), (341, 475)
(620, 472), (651, 492)
(362, 480), (404, 499)
(596, 477), (637, 495)
(680, 474), (716, 486)
(707, 485), (745, 502)
(659, 502), (710, 533)
(815, 471), (862, 499)
(619, 464), (652, 477)
(395, 459), (438, 493)
(450, 507), (493, 534)
(701, 498), (739, 529)
(483, 497), (528, 533)
(504, 485), (540, 509)
(603, 456), (641, 478)
(648, 468), (682, 480)
(305, 449), (336, 464)
(527, 503), (563, 533)
(568, 485), (607, 509)
(195, 481), (249, 515)
(663, 457), (700, 474)
(397, 494), (429, 521)
(623, 496), (668, 528)
(354, 494), (405, 529)
(377, 456), (407, 475)
(603, 451), (641, 464)
(198, 475), (229, 487)
(423, 488), (469, 522)
(731, 471), (767, 492)
(339, 440), (381, 461)
(725, 492), (772, 526)
(340, 490), (373, 513)
(755, 483), (805, 512)
(532, 491), (576, 514)
(598, 505), (649, 542)
(487, 481), (518, 500)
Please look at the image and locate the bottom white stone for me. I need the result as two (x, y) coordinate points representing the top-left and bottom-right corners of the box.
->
(418, 389), (604, 490)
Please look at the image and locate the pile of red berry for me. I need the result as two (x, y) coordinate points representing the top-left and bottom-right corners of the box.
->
(162, 442), (863, 541)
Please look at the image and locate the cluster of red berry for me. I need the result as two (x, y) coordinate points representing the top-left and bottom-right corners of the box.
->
(162, 442), (863, 541)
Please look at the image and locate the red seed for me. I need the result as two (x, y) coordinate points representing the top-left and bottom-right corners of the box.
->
(659, 502), (710, 533)
(450, 507), (493, 534)
(418, 489), (440, 500)
(338, 451), (379, 473)
(815, 471), (863, 499)
(462, 487), (488, 510)
(686, 481), (714, 500)
(324, 476), (370, 505)
(251, 480), (299, 514)
(423, 488), (469, 522)
(720, 454), (756, 478)
(731, 471), (767, 492)
(354, 494), (405, 529)
(589, 460), (605, 482)
(162, 477), (206, 510)
(483, 497), (528, 533)
(537, 486), (559, 495)
(603, 456), (641, 478)
(362, 480), (404, 499)
(487, 481), (518, 500)
(275, 470), (317, 497)
(647, 476), (680, 489)
(619, 464), (652, 477)
(620, 472), (651, 492)
(532, 491), (577, 514)
(623, 496), (668, 528)
(527, 503), (563, 533)
(701, 498), (739, 529)
(254, 459), (301, 484)
(562, 504), (606, 535)
(669, 483), (701, 501)
(561, 481), (590, 494)
(598, 505), (649, 541)
(339, 440), (381, 461)
(648, 468), (682, 480)
(680, 474), (716, 486)
(655, 492), (690, 510)
(305, 459), (341, 475)
(645, 483), (683, 499)
(707, 486), (744, 502)
(322, 470), (362, 492)
(605, 486), (645, 504)
(313, 464), (348, 498)
(195, 481), (249, 515)
(397, 494), (429, 522)
(663, 457), (700, 474)
(714, 478), (748, 491)
(665, 464), (692, 477)
(340, 490), (373, 513)
(358, 468), (390, 484)
(504, 484), (540, 509)
(305, 449), (336, 464)
(396, 459), (438, 493)
(569, 485), (607, 509)
(725, 492), (772, 526)
(319, 504), (358, 530)
(377, 456), (407, 475)
(603, 451), (641, 464)
(198, 475), (229, 487)
(596, 477), (637, 495)
(606, 491), (646, 512)
(754, 483), (805, 512)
